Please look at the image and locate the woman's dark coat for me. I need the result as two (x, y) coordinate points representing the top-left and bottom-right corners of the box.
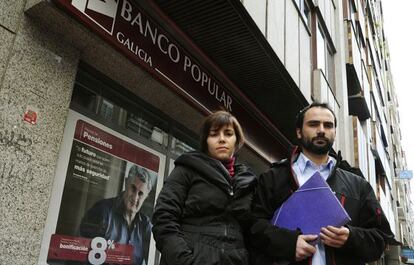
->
(152, 151), (256, 265)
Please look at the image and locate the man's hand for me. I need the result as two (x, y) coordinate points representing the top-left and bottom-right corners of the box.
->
(320, 226), (349, 248)
(295, 234), (317, 261)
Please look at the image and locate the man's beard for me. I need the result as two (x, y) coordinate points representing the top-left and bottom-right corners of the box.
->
(299, 136), (334, 155)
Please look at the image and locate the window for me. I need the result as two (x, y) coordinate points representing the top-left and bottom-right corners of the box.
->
(348, 0), (356, 20)
(316, 24), (336, 90)
(317, 26), (326, 73)
(99, 99), (114, 120)
(71, 83), (97, 112)
(295, 0), (310, 27)
(70, 66), (197, 153)
(171, 137), (195, 156)
(126, 113), (163, 144)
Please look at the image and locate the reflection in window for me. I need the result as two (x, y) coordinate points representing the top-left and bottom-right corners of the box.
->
(71, 84), (97, 112)
(126, 113), (168, 148)
(295, 0), (310, 27)
(127, 113), (153, 139)
(171, 137), (195, 156)
(348, 0), (355, 20)
(99, 99), (114, 120)
(316, 25), (336, 91)
(72, 67), (196, 158)
(317, 26), (326, 73)
(151, 127), (168, 147)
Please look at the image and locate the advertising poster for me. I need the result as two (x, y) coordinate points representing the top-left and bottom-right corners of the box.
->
(39, 111), (165, 265)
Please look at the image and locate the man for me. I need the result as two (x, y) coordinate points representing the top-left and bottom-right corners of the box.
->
(80, 165), (153, 265)
(248, 102), (395, 265)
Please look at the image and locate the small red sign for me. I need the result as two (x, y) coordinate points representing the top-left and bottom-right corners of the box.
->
(23, 110), (37, 125)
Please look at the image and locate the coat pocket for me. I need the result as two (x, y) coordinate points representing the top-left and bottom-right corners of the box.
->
(192, 241), (221, 265)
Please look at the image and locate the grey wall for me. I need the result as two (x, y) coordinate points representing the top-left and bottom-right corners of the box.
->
(0, 1), (79, 264)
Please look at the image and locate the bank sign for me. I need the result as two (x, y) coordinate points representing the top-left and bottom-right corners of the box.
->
(55, 0), (235, 112)
(53, 0), (288, 160)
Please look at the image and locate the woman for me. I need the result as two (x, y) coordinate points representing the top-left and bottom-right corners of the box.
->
(152, 110), (256, 265)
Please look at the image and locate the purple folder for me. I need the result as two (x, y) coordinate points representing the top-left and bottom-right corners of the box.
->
(271, 172), (351, 236)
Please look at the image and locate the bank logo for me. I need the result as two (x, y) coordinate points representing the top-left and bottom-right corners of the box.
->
(71, 0), (119, 35)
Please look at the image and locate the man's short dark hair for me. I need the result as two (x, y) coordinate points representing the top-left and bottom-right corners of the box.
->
(199, 110), (245, 154)
(295, 102), (337, 129)
(127, 165), (152, 191)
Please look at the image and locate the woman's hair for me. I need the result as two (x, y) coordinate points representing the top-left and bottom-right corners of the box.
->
(199, 110), (245, 154)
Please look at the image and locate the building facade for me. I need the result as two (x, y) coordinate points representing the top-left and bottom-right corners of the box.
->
(0, 0), (411, 264)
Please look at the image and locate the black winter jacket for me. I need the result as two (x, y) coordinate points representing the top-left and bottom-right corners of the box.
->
(248, 148), (395, 265)
(152, 151), (256, 265)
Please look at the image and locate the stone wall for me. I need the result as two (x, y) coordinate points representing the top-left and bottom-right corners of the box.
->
(0, 1), (79, 263)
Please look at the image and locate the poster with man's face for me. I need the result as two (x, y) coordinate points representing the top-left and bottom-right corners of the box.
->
(40, 111), (165, 265)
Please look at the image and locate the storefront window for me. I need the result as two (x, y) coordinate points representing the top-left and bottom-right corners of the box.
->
(40, 66), (198, 265)
(126, 113), (154, 140)
(171, 136), (195, 156)
(41, 110), (165, 265)
(126, 113), (169, 149)
(99, 99), (114, 120)
(70, 67), (185, 152)
(71, 84), (98, 112)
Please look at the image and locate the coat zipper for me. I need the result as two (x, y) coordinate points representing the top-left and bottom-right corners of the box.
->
(217, 161), (235, 196)
(222, 225), (227, 254)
